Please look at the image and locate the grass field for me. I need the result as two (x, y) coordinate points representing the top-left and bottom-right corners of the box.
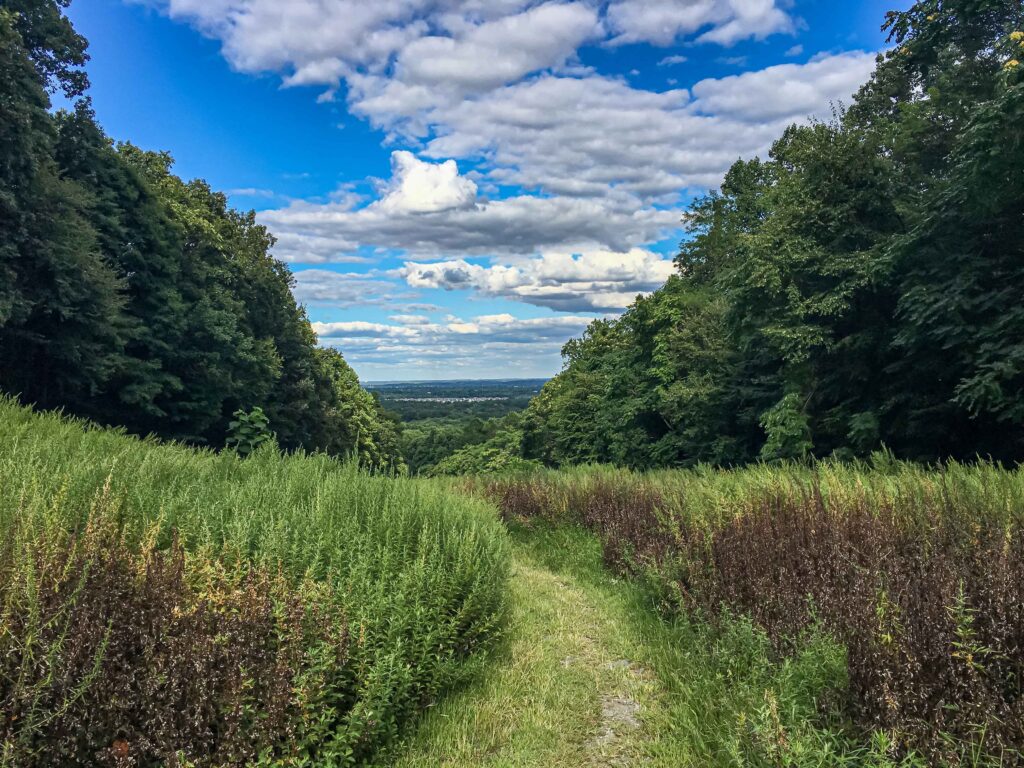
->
(0, 397), (508, 766)
(395, 522), (933, 767)
(4, 397), (1023, 766)
(472, 461), (1024, 765)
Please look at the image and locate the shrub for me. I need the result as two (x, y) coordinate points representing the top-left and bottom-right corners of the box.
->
(0, 397), (508, 766)
(226, 406), (274, 457)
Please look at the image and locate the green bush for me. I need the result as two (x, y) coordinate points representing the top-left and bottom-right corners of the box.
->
(0, 397), (508, 766)
(226, 406), (274, 456)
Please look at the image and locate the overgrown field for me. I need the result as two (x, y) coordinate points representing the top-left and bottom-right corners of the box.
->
(475, 461), (1024, 765)
(0, 397), (508, 767)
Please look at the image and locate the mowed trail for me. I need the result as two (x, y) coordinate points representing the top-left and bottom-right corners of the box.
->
(390, 530), (668, 767)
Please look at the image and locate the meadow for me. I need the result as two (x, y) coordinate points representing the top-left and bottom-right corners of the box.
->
(4, 396), (1024, 767)
(474, 461), (1024, 766)
(0, 397), (508, 767)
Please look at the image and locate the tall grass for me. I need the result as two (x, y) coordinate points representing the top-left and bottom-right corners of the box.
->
(475, 458), (1024, 764)
(0, 397), (509, 766)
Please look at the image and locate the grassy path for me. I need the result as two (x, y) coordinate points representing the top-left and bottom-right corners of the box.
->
(390, 525), (677, 767)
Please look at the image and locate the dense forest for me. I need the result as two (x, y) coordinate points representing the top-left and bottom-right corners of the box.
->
(0, 0), (402, 468)
(500, 0), (1024, 471)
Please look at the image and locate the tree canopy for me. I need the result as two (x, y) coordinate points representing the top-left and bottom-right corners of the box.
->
(520, 0), (1024, 469)
(0, 0), (402, 469)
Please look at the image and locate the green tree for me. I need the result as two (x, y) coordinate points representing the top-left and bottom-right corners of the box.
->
(0, 1), (395, 462)
(521, 0), (1024, 469)
(0, 9), (126, 412)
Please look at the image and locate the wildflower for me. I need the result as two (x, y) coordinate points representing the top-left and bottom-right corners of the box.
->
(1006, 59), (1021, 70)
(1010, 31), (1024, 42)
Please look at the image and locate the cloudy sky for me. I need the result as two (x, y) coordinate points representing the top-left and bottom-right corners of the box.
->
(70, 0), (902, 381)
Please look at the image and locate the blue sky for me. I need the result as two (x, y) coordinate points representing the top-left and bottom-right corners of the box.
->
(67, 0), (907, 381)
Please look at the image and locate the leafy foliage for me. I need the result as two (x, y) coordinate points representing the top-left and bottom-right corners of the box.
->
(427, 420), (541, 477)
(0, 1), (401, 468)
(521, 0), (1024, 468)
(225, 406), (273, 457)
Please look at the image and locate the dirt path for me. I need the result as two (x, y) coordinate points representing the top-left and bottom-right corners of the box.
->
(390, 538), (666, 767)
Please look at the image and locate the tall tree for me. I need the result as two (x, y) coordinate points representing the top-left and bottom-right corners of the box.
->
(523, 0), (1024, 468)
(0, 9), (126, 411)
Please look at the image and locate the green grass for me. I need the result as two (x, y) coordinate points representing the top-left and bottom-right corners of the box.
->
(5, 398), (1021, 766)
(0, 397), (509, 765)
(475, 456), (1024, 531)
(393, 521), (924, 767)
(391, 523), (660, 767)
(457, 460), (1024, 765)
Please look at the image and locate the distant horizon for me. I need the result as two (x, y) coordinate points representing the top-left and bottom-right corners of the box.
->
(365, 377), (550, 386)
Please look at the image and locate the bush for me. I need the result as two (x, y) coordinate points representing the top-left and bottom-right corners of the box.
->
(477, 461), (1024, 763)
(225, 406), (274, 456)
(0, 397), (508, 766)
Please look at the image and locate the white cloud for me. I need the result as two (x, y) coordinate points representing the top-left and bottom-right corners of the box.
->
(151, 0), (794, 87)
(389, 314), (432, 325)
(312, 320), (419, 339)
(256, 51), (875, 265)
(152, 1), (876, 265)
(261, 171), (681, 262)
(395, 3), (601, 93)
(311, 310), (602, 378)
(292, 269), (410, 305)
(402, 249), (675, 311)
(606, 0), (794, 47)
(690, 51), (876, 122)
(785, 44), (804, 57)
(146, 0), (882, 379)
(378, 151), (478, 214)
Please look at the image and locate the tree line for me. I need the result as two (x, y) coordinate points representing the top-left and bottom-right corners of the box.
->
(0, 0), (402, 467)
(515, 0), (1024, 470)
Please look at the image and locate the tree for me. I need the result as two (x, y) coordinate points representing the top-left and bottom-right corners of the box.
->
(0, 10), (126, 412)
(0, 1), (396, 462)
(520, 0), (1024, 469)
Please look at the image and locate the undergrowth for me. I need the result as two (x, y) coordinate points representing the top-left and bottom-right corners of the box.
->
(0, 397), (509, 767)
(475, 459), (1024, 765)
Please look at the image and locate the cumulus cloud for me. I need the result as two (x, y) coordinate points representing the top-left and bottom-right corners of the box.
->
(296, 274), (590, 377)
(402, 249), (675, 311)
(292, 269), (411, 306)
(261, 172), (680, 262)
(605, 0), (794, 47)
(395, 3), (601, 93)
(150, 0), (795, 87)
(690, 51), (876, 122)
(312, 320), (419, 338)
(312, 311), (599, 376)
(378, 151), (478, 214)
(252, 46), (876, 269)
(145, 0), (884, 378)
(389, 314), (432, 325)
(152, 0), (876, 269)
